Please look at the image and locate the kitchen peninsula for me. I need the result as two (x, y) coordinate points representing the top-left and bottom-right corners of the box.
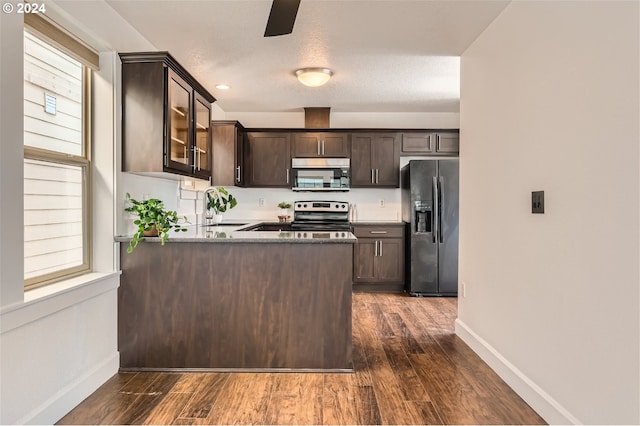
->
(116, 225), (355, 372)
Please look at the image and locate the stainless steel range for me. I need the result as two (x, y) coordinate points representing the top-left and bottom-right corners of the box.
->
(291, 201), (351, 231)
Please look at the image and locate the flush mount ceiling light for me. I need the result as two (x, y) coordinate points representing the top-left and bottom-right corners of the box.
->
(295, 68), (333, 87)
(215, 84), (231, 90)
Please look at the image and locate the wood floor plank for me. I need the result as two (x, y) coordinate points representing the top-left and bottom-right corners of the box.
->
(322, 374), (359, 425)
(176, 373), (230, 419)
(263, 373), (323, 425)
(142, 392), (194, 425)
(360, 302), (426, 425)
(111, 373), (183, 425)
(206, 373), (274, 424)
(380, 336), (430, 401)
(353, 385), (382, 425)
(55, 373), (137, 425)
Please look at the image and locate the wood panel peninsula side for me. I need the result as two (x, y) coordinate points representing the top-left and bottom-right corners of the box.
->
(116, 232), (354, 371)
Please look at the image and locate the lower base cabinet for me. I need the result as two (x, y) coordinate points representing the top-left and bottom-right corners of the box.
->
(353, 224), (404, 292)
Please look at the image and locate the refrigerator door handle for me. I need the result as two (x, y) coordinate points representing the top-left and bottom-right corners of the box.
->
(438, 176), (444, 243)
(432, 176), (438, 244)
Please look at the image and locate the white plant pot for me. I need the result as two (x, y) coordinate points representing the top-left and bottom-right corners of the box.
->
(214, 214), (223, 223)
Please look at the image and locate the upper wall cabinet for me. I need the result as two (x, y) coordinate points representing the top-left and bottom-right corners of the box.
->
(292, 132), (350, 158)
(120, 52), (215, 180)
(212, 121), (246, 187)
(401, 132), (459, 155)
(351, 133), (400, 187)
(245, 132), (291, 187)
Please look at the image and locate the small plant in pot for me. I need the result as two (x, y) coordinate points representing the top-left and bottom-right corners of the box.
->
(206, 187), (238, 223)
(277, 201), (292, 222)
(124, 193), (189, 253)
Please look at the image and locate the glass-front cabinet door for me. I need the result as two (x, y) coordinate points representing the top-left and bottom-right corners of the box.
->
(194, 93), (211, 178)
(166, 69), (192, 173)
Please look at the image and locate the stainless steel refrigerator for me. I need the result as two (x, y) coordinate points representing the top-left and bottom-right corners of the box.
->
(401, 159), (459, 296)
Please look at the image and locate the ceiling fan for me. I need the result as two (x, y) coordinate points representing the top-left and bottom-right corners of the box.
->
(264, 0), (302, 37)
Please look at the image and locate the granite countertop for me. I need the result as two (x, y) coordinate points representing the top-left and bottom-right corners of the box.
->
(115, 221), (357, 244)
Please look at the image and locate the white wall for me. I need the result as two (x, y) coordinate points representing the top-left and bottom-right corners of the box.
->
(457, 1), (639, 424)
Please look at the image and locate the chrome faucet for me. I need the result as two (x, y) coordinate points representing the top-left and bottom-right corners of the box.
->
(202, 186), (218, 226)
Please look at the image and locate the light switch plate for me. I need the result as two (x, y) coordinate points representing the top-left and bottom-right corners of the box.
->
(532, 191), (544, 214)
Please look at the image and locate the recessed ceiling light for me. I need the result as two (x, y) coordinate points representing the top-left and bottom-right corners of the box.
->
(215, 84), (231, 90)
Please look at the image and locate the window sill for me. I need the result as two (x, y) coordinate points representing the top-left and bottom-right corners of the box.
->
(1, 271), (121, 334)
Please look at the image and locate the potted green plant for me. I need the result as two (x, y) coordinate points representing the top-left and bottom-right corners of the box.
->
(124, 193), (189, 253)
(206, 187), (238, 223)
(277, 201), (292, 222)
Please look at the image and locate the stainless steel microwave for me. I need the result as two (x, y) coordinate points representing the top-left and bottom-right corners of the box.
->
(291, 158), (350, 191)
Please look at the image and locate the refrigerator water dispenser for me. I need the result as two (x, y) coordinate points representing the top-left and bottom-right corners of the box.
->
(414, 200), (432, 233)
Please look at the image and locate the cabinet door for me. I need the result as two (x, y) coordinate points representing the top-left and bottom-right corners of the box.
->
(402, 133), (434, 153)
(292, 133), (349, 157)
(321, 133), (350, 157)
(166, 69), (192, 173)
(292, 133), (321, 157)
(350, 134), (374, 186)
(354, 238), (376, 282)
(371, 133), (399, 187)
(193, 92), (211, 179)
(435, 133), (460, 153)
(375, 238), (404, 282)
(246, 132), (291, 187)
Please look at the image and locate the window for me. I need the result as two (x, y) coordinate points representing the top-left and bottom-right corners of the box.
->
(23, 27), (93, 290)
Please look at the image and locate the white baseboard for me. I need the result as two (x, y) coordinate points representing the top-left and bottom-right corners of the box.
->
(455, 319), (581, 425)
(19, 352), (119, 425)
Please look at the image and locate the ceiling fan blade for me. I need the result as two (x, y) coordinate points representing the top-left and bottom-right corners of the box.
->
(264, 0), (301, 37)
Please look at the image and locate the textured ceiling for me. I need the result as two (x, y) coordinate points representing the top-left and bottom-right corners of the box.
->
(104, 0), (510, 113)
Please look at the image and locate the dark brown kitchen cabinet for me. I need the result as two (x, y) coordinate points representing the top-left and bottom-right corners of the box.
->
(245, 132), (291, 187)
(353, 224), (404, 292)
(401, 131), (459, 155)
(351, 133), (400, 187)
(212, 121), (245, 186)
(120, 52), (215, 180)
(292, 132), (350, 157)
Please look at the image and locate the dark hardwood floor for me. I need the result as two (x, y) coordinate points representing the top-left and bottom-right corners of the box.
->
(57, 293), (545, 425)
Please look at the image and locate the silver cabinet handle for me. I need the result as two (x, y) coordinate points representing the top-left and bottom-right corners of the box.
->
(236, 166), (241, 183)
(376, 169), (379, 184)
(317, 140), (321, 156)
(370, 231), (387, 234)
(374, 240), (379, 257)
(286, 168), (289, 184)
(322, 140), (325, 155)
(371, 169), (375, 184)
(379, 240), (383, 257)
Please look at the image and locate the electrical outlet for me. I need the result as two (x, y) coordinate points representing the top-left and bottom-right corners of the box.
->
(258, 198), (265, 207)
(379, 199), (385, 208)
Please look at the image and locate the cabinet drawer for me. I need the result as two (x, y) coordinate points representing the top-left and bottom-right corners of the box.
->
(353, 225), (404, 238)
